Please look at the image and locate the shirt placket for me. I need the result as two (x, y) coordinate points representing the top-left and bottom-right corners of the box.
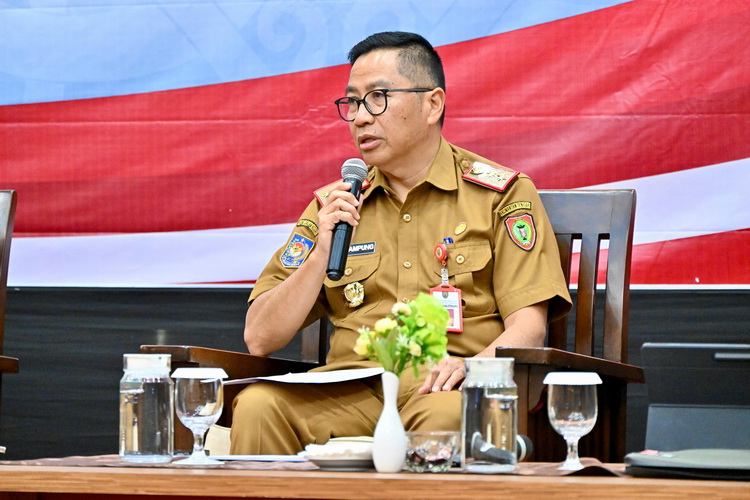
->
(396, 196), (420, 303)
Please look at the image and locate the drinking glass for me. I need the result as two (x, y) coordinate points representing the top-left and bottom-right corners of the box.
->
(544, 372), (602, 471)
(172, 367), (228, 466)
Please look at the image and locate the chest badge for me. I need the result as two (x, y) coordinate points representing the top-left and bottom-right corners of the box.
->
(343, 282), (364, 308)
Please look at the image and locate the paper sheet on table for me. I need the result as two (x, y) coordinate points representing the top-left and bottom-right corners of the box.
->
(224, 367), (384, 386)
(210, 454), (307, 462)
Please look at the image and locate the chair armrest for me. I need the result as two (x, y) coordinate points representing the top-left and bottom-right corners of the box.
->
(140, 345), (320, 379)
(495, 347), (644, 383)
(0, 355), (18, 374)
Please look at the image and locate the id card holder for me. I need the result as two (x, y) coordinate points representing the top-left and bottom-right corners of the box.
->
(430, 283), (463, 333)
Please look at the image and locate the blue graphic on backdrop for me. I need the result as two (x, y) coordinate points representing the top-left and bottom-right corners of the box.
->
(0, 0), (630, 105)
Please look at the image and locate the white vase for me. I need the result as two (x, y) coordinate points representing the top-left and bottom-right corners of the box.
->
(372, 371), (406, 473)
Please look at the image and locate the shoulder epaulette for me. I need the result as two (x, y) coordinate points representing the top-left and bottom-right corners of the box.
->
(313, 178), (371, 205)
(461, 161), (519, 193)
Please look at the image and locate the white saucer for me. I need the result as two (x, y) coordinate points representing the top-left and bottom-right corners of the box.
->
(306, 456), (374, 471)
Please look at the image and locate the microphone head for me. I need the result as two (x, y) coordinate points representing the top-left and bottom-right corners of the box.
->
(341, 158), (368, 182)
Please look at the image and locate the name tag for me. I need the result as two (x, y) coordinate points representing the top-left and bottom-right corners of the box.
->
(348, 242), (376, 256)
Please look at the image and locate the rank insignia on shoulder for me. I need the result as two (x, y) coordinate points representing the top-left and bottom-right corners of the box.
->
(462, 161), (519, 192)
(280, 233), (315, 268)
(314, 178), (371, 205)
(505, 214), (536, 251)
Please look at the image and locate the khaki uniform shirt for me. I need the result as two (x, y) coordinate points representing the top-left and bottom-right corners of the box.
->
(249, 138), (572, 367)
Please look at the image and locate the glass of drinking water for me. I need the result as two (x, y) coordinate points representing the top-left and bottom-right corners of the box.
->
(544, 372), (602, 471)
(172, 367), (228, 466)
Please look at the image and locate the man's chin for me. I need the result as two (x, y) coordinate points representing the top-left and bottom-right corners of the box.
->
(359, 149), (386, 169)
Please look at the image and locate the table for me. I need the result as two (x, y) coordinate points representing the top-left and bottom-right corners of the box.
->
(0, 461), (748, 500)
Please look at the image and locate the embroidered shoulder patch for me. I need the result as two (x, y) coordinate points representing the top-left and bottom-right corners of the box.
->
(462, 161), (519, 192)
(296, 219), (319, 237)
(280, 233), (315, 268)
(498, 201), (532, 218)
(505, 214), (536, 251)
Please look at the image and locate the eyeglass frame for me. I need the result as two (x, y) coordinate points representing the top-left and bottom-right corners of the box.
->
(334, 88), (435, 122)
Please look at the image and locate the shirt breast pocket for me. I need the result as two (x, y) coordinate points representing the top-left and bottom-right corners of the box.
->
(324, 253), (382, 313)
(433, 240), (495, 316)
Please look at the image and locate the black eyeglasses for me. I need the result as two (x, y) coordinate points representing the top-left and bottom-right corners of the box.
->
(334, 88), (434, 122)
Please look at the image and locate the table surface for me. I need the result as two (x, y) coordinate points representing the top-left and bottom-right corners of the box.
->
(0, 460), (749, 500)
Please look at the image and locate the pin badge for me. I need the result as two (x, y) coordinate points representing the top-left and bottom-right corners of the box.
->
(454, 222), (467, 236)
(343, 282), (364, 308)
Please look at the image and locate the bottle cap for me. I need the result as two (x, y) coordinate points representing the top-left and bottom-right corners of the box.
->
(123, 353), (171, 373)
(172, 367), (228, 379)
(543, 372), (602, 385)
(465, 357), (515, 383)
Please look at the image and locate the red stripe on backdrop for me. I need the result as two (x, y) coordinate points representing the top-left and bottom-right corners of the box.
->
(629, 230), (750, 285)
(574, 230), (750, 286)
(441, 0), (750, 185)
(1, 66), (357, 234)
(1, 0), (748, 234)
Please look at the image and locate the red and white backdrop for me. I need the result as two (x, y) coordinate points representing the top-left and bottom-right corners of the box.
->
(1, 0), (748, 287)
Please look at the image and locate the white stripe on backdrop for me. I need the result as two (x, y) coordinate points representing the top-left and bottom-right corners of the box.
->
(8, 157), (748, 287)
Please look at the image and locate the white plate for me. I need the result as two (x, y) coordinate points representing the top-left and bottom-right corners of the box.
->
(306, 457), (374, 471)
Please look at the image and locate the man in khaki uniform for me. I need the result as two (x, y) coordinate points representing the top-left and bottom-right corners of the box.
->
(230, 31), (571, 455)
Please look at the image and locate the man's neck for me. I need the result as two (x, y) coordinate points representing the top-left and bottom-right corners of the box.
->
(382, 135), (442, 202)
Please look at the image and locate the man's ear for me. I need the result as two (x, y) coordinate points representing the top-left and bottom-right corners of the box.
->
(425, 87), (446, 125)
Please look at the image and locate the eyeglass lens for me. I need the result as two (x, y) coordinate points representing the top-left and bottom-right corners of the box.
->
(337, 90), (388, 121)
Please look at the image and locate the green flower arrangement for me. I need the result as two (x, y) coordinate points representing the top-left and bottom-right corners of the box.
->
(354, 293), (449, 377)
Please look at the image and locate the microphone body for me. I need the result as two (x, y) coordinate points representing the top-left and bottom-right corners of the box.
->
(326, 159), (368, 281)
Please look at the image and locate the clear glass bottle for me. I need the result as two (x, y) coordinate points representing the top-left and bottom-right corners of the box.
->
(119, 354), (174, 463)
(461, 357), (518, 472)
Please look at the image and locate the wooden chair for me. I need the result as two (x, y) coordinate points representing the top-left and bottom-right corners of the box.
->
(143, 189), (644, 459)
(141, 322), (330, 452)
(0, 191), (21, 424)
(497, 189), (644, 463)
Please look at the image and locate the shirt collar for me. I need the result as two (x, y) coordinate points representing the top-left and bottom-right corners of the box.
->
(363, 136), (457, 200)
(422, 137), (458, 192)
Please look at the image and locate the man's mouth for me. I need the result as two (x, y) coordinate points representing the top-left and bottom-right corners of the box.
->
(359, 135), (379, 149)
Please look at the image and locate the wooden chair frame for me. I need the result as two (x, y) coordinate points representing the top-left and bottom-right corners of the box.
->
(498, 189), (643, 462)
(0, 191), (20, 422)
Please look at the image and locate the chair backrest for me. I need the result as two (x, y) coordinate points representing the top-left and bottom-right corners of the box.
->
(538, 189), (636, 363)
(0, 190), (17, 353)
(301, 189), (636, 366)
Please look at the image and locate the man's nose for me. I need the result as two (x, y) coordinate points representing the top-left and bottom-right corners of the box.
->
(352, 102), (375, 125)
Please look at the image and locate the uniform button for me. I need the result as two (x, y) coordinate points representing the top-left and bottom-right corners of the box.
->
(403, 261), (412, 269)
(402, 213), (412, 222)
(402, 298), (409, 303)
(456, 255), (465, 264)
(344, 268), (353, 276)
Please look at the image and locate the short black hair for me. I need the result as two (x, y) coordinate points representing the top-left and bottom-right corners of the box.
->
(348, 32), (446, 124)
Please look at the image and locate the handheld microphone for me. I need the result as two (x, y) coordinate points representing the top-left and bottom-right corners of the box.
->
(326, 158), (368, 281)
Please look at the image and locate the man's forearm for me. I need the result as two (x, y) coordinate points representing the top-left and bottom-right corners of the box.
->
(244, 251), (328, 355)
(475, 301), (548, 357)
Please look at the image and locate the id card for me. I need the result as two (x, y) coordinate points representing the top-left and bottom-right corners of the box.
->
(430, 284), (463, 333)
